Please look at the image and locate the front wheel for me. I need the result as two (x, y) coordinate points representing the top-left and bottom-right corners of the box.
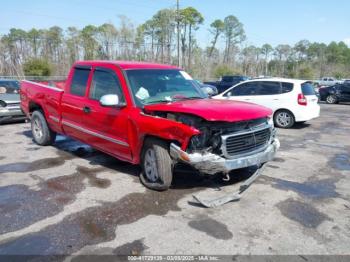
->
(326, 95), (338, 104)
(31, 110), (56, 146)
(274, 110), (295, 128)
(140, 138), (173, 191)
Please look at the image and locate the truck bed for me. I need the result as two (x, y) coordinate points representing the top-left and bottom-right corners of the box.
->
(20, 80), (64, 133)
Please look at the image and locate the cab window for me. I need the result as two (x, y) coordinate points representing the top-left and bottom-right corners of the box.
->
(89, 69), (125, 102)
(70, 68), (90, 96)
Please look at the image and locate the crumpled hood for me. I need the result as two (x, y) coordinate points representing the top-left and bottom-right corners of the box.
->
(144, 99), (272, 122)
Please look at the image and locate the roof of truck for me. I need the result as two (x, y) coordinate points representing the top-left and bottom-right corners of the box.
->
(75, 60), (180, 70)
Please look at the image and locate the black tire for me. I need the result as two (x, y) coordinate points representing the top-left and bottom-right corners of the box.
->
(140, 138), (173, 191)
(326, 95), (338, 104)
(273, 110), (295, 128)
(31, 110), (56, 146)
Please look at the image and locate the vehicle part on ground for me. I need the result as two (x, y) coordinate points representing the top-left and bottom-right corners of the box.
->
(31, 111), (56, 146)
(193, 164), (266, 208)
(274, 110), (295, 128)
(140, 138), (173, 191)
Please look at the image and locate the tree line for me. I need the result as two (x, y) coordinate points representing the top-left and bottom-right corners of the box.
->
(1, 7), (350, 80)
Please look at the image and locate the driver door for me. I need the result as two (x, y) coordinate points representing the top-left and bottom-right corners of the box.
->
(82, 66), (132, 161)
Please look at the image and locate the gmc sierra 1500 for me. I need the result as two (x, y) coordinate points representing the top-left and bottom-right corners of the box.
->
(20, 61), (279, 206)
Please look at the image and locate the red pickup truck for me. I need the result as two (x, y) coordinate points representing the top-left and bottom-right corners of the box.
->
(20, 61), (279, 191)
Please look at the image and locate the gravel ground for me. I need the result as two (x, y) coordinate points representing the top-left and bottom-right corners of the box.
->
(0, 103), (349, 258)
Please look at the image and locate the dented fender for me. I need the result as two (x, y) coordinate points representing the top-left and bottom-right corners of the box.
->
(127, 109), (200, 164)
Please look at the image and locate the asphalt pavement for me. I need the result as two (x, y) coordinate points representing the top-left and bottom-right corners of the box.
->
(0, 103), (349, 258)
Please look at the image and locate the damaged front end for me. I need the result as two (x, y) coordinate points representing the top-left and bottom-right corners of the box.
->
(145, 110), (280, 207)
(161, 113), (280, 175)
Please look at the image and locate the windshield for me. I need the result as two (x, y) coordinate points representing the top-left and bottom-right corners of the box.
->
(0, 80), (20, 94)
(125, 69), (206, 106)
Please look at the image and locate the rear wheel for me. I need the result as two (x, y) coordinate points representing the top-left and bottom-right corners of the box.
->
(326, 95), (338, 104)
(140, 138), (173, 191)
(274, 110), (295, 128)
(31, 110), (56, 146)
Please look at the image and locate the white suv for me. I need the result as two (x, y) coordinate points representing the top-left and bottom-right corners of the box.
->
(214, 78), (320, 128)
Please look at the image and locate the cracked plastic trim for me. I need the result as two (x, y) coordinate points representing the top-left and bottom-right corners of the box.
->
(170, 138), (280, 175)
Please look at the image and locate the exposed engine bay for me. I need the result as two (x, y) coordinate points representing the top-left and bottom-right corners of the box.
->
(148, 111), (272, 157)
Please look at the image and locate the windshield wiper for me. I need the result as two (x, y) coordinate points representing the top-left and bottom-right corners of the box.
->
(145, 99), (173, 105)
(172, 96), (204, 101)
(145, 96), (203, 105)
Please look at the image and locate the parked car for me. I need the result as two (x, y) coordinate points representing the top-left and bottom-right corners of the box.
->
(316, 77), (342, 87)
(0, 79), (26, 124)
(194, 80), (218, 97)
(205, 75), (249, 93)
(21, 61), (279, 191)
(319, 83), (350, 104)
(215, 78), (320, 128)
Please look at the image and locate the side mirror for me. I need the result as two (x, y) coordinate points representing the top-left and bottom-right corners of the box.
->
(99, 94), (125, 108)
(226, 91), (232, 98)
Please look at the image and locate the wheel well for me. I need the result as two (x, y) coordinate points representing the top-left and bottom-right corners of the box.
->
(29, 101), (43, 114)
(142, 135), (171, 148)
(141, 135), (178, 154)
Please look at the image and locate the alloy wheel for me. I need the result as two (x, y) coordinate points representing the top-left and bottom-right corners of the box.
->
(276, 112), (292, 127)
(144, 148), (159, 182)
(33, 118), (43, 140)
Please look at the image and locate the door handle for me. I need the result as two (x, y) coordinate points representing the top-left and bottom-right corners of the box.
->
(83, 106), (91, 114)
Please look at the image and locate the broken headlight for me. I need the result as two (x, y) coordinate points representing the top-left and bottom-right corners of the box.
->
(188, 128), (222, 153)
(189, 127), (208, 151)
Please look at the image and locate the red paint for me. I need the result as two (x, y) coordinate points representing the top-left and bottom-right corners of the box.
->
(144, 99), (272, 122)
(20, 61), (271, 165)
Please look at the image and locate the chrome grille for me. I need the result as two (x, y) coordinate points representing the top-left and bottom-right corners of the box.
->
(222, 125), (272, 158)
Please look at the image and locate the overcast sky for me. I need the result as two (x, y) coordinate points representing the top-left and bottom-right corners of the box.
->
(1, 0), (349, 47)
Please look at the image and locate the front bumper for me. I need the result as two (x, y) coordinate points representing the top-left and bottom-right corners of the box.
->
(170, 138), (280, 175)
(0, 108), (26, 123)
